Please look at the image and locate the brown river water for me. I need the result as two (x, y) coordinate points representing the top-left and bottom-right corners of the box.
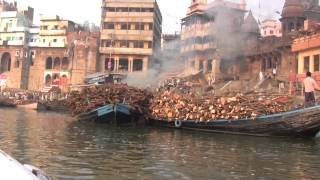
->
(0, 108), (320, 180)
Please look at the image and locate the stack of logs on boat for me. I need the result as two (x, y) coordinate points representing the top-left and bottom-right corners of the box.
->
(149, 91), (297, 121)
(67, 84), (153, 116)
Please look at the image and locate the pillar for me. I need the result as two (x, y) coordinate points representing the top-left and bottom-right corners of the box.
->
(143, 57), (148, 72)
(129, 57), (133, 72)
(115, 56), (119, 72)
(194, 59), (200, 72)
(310, 55), (315, 73)
(203, 60), (208, 73)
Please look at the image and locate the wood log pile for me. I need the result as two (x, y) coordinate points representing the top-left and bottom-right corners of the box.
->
(149, 91), (296, 122)
(67, 84), (153, 116)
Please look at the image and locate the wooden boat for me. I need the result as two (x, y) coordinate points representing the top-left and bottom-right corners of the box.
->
(17, 102), (38, 110)
(150, 105), (320, 138)
(77, 103), (138, 125)
(0, 99), (16, 108)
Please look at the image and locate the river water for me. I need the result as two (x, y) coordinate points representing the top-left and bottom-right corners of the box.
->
(0, 109), (320, 180)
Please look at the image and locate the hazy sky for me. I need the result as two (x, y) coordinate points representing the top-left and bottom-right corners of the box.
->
(14, 0), (285, 33)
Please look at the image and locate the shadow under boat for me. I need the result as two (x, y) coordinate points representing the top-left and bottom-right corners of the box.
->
(77, 103), (141, 126)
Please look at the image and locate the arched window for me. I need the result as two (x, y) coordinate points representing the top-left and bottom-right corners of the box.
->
(45, 74), (52, 86)
(0, 52), (11, 73)
(53, 57), (61, 70)
(46, 57), (53, 70)
(61, 57), (69, 70)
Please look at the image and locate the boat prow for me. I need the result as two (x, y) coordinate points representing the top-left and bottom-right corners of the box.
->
(77, 103), (139, 125)
(0, 150), (50, 180)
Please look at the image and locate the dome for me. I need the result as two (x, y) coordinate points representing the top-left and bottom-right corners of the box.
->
(281, 0), (305, 18)
(242, 11), (260, 34)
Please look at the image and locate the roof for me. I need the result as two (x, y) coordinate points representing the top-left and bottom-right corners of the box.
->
(242, 11), (260, 34)
(281, 0), (304, 18)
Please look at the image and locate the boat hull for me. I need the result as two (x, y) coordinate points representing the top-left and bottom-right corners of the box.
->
(150, 106), (320, 138)
(77, 103), (138, 125)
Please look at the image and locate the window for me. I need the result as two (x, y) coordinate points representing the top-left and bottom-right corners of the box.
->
(42, 26), (48, 30)
(140, 24), (145, 30)
(139, 41), (144, 48)
(105, 7), (115, 12)
(119, 58), (129, 71)
(117, 7), (128, 12)
(104, 22), (114, 29)
(314, 55), (320, 72)
(54, 25), (59, 30)
(119, 40), (128, 48)
(133, 59), (143, 71)
(129, 8), (140, 12)
(19, 37), (23, 40)
(133, 41), (139, 48)
(148, 23), (153, 30)
(148, 42), (152, 49)
(53, 39), (57, 43)
(304, 56), (310, 72)
(270, 30), (274, 35)
(121, 23), (128, 30)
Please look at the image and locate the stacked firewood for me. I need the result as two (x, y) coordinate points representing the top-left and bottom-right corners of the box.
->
(67, 84), (153, 116)
(149, 91), (294, 121)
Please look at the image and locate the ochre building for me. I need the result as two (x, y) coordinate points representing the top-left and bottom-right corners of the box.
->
(99, 0), (162, 73)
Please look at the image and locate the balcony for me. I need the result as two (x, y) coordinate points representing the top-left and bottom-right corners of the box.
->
(0, 26), (29, 33)
(100, 47), (152, 56)
(103, 12), (154, 19)
(39, 29), (67, 36)
(100, 30), (153, 40)
(37, 41), (66, 48)
(7, 40), (25, 46)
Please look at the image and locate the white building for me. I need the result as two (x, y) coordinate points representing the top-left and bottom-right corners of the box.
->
(261, 19), (282, 37)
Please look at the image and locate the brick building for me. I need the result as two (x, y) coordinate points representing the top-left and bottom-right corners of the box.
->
(0, 1), (99, 91)
(99, 0), (162, 74)
(241, 0), (320, 82)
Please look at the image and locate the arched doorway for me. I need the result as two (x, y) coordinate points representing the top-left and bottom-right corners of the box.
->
(61, 57), (69, 70)
(52, 74), (60, 86)
(0, 52), (11, 73)
(46, 57), (53, 69)
(45, 74), (52, 87)
(53, 57), (61, 70)
(61, 74), (68, 86)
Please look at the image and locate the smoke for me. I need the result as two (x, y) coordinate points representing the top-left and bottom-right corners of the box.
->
(124, 36), (184, 88)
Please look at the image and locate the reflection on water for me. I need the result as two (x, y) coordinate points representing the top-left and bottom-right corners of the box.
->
(0, 109), (320, 179)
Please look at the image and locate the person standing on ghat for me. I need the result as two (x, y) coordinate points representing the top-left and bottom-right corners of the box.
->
(303, 72), (320, 107)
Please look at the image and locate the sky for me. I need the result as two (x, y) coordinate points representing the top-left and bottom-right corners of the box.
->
(13, 0), (285, 33)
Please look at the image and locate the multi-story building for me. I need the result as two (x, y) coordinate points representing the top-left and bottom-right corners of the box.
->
(99, 0), (162, 73)
(28, 15), (99, 91)
(181, 0), (248, 78)
(0, 5), (34, 89)
(261, 19), (282, 37)
(0, 1), (99, 91)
